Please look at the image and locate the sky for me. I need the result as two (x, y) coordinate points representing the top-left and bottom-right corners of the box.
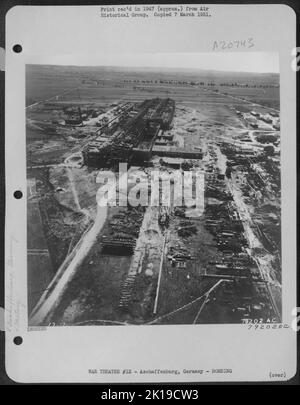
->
(29, 52), (279, 74)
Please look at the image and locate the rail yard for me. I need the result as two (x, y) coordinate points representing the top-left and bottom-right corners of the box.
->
(27, 65), (281, 326)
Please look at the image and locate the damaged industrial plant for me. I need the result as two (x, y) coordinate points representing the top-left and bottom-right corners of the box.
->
(26, 63), (281, 326)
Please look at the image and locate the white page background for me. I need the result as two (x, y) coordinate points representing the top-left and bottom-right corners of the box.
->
(5, 4), (297, 382)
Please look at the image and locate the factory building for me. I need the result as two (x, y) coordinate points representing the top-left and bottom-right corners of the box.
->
(83, 98), (176, 167)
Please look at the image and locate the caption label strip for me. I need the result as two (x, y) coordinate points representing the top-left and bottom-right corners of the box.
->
(99, 5), (212, 19)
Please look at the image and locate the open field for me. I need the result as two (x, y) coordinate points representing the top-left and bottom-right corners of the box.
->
(26, 64), (279, 108)
(27, 199), (54, 311)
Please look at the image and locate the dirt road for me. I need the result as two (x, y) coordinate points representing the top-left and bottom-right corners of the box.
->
(29, 203), (107, 325)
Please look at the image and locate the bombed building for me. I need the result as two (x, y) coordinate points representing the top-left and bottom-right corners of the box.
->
(83, 98), (175, 167)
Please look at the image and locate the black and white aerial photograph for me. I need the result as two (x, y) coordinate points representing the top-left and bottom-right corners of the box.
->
(26, 53), (282, 327)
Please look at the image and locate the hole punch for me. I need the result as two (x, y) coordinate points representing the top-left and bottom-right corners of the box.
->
(14, 190), (23, 199)
(13, 336), (23, 345)
(12, 44), (22, 53)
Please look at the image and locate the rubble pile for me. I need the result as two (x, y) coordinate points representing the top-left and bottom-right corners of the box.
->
(101, 207), (145, 255)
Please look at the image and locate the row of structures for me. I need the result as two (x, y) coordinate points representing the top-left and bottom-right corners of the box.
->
(83, 98), (175, 167)
(235, 108), (280, 131)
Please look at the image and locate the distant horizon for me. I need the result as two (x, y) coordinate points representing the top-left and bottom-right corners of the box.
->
(26, 52), (279, 74)
(28, 63), (279, 76)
